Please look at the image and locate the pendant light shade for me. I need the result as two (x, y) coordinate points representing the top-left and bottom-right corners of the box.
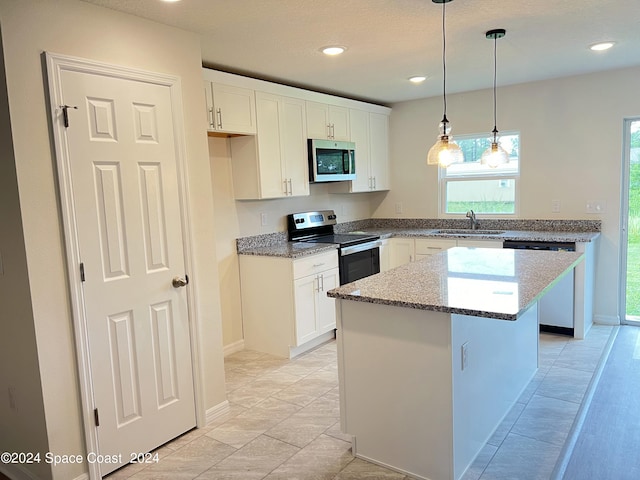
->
(427, 117), (464, 166)
(428, 0), (463, 168)
(481, 29), (509, 168)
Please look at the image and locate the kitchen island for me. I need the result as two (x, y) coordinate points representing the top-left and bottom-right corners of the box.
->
(327, 247), (584, 480)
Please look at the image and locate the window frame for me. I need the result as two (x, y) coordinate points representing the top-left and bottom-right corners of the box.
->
(438, 131), (520, 218)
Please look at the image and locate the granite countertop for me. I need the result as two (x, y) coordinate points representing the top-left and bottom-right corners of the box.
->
(238, 241), (338, 259)
(350, 228), (600, 243)
(236, 219), (601, 258)
(327, 247), (584, 321)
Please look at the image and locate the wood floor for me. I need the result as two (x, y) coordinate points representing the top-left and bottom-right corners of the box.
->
(556, 325), (640, 479)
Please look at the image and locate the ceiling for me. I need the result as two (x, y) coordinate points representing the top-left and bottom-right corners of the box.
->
(82, 0), (640, 105)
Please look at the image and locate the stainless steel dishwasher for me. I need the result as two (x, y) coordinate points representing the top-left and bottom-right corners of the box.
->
(503, 240), (576, 336)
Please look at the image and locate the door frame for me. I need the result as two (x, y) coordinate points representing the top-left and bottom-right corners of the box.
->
(619, 117), (640, 326)
(45, 52), (205, 479)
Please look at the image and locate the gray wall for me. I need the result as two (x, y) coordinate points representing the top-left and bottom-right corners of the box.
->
(0, 24), (51, 480)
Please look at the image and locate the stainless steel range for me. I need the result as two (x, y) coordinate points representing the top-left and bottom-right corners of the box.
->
(287, 210), (381, 285)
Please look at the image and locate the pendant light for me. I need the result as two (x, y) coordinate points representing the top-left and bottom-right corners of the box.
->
(427, 0), (463, 168)
(481, 29), (509, 168)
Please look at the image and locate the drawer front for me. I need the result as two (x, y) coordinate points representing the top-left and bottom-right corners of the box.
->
(293, 251), (339, 279)
(414, 238), (457, 254)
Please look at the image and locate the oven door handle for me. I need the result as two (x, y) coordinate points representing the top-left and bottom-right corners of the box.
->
(340, 240), (381, 256)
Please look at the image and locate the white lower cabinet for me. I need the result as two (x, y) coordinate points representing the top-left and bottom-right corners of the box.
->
(239, 250), (339, 358)
(389, 237), (502, 269)
(294, 268), (339, 345)
(389, 238), (415, 268)
(379, 239), (391, 272)
(414, 238), (457, 261)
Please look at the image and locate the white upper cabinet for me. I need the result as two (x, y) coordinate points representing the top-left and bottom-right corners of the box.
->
(203, 69), (391, 198)
(349, 109), (371, 192)
(231, 92), (309, 199)
(306, 101), (350, 141)
(334, 109), (390, 193)
(204, 82), (256, 135)
(369, 112), (390, 191)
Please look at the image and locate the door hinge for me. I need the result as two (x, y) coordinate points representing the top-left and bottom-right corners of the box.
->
(80, 262), (85, 282)
(94, 408), (100, 427)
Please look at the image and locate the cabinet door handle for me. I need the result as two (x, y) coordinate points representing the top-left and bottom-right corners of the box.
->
(208, 107), (215, 128)
(373, 176), (377, 190)
(318, 274), (324, 292)
(288, 179), (293, 196)
(283, 179), (289, 195)
(312, 263), (325, 268)
(216, 108), (223, 129)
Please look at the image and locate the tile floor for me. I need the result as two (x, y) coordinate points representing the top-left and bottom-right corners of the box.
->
(106, 325), (613, 480)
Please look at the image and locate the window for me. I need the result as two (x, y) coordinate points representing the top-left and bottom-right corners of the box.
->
(440, 132), (520, 215)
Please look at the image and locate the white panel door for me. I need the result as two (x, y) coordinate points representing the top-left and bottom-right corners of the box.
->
(60, 69), (195, 475)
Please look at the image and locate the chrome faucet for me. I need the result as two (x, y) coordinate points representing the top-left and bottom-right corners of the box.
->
(466, 210), (479, 230)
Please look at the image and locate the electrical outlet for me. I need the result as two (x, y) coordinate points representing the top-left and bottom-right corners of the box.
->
(395, 202), (403, 214)
(586, 201), (606, 214)
(260, 212), (268, 226)
(551, 199), (561, 213)
(461, 342), (469, 371)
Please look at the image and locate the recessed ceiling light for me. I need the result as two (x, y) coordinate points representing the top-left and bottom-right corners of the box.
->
(590, 41), (615, 51)
(321, 46), (346, 56)
(409, 76), (427, 84)
(161, 0), (181, 3)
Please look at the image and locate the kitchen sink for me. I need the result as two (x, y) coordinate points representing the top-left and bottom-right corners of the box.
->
(433, 229), (505, 235)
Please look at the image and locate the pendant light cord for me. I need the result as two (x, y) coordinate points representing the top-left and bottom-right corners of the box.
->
(441, 1), (448, 122)
(492, 35), (498, 140)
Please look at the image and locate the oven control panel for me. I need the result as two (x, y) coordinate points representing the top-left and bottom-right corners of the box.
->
(289, 210), (337, 230)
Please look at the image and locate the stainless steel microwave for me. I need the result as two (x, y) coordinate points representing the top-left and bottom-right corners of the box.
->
(308, 139), (356, 182)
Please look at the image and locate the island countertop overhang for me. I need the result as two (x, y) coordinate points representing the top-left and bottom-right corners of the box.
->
(327, 247), (584, 320)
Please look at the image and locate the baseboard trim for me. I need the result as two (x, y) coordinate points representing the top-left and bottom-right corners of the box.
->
(594, 314), (620, 326)
(289, 330), (336, 359)
(223, 339), (244, 357)
(206, 400), (230, 425)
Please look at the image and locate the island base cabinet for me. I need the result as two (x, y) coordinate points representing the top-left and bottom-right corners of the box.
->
(336, 300), (538, 480)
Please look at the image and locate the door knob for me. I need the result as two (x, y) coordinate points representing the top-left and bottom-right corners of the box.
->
(172, 275), (189, 288)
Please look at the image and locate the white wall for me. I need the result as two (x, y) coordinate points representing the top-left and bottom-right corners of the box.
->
(0, 1), (226, 478)
(379, 67), (640, 324)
